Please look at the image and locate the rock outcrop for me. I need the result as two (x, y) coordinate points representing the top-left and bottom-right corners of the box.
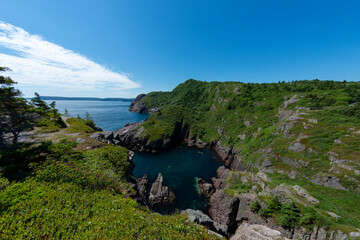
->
(197, 178), (215, 197)
(136, 174), (150, 204)
(209, 189), (239, 234)
(93, 121), (189, 152)
(129, 94), (159, 114)
(181, 209), (214, 229)
(148, 173), (176, 212)
(230, 223), (290, 240)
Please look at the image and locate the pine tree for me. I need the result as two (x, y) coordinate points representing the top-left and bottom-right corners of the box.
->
(0, 67), (31, 144)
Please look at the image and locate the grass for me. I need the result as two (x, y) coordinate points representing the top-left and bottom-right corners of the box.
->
(0, 180), (219, 239)
(66, 118), (96, 133)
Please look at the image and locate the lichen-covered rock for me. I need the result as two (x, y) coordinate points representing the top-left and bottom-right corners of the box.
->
(230, 223), (290, 240)
(292, 185), (319, 204)
(288, 142), (306, 152)
(149, 173), (176, 211)
(311, 175), (346, 190)
(209, 190), (239, 234)
(181, 209), (214, 229)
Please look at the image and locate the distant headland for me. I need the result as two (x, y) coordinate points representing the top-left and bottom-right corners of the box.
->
(30, 96), (135, 102)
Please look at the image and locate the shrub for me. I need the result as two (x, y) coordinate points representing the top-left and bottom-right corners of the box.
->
(250, 200), (261, 213)
(66, 118), (95, 133)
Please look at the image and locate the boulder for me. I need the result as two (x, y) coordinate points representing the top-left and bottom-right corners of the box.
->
(197, 178), (215, 197)
(288, 142), (306, 152)
(181, 209), (214, 229)
(311, 175), (346, 190)
(148, 173), (176, 211)
(209, 189), (239, 234)
(230, 223), (290, 240)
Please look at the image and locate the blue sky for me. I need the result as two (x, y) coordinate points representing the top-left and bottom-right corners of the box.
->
(1, 0), (360, 97)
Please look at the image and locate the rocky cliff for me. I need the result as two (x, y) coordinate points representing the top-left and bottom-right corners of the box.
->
(94, 80), (360, 239)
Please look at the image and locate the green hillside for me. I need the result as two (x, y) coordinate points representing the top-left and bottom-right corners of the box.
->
(134, 79), (360, 232)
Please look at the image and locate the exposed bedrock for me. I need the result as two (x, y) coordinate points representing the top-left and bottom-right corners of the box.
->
(148, 173), (176, 212)
(129, 94), (159, 114)
(94, 121), (189, 152)
(197, 178), (215, 197)
(209, 189), (240, 235)
(136, 174), (150, 204)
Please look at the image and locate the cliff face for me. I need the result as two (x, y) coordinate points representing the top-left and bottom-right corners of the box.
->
(129, 93), (159, 114)
(94, 80), (360, 238)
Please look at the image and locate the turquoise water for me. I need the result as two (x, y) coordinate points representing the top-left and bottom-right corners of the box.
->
(47, 100), (223, 211)
(133, 145), (223, 211)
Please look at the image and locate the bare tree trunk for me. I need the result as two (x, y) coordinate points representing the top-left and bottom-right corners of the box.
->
(11, 131), (18, 144)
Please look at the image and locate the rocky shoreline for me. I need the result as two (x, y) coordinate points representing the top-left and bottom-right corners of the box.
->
(89, 95), (357, 239)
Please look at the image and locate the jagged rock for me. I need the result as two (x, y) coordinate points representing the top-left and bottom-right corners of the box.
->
(217, 166), (230, 179)
(260, 159), (272, 170)
(283, 95), (299, 108)
(317, 228), (328, 240)
(311, 175), (346, 190)
(334, 230), (348, 240)
(292, 185), (319, 204)
(108, 121), (188, 152)
(235, 193), (264, 224)
(293, 226), (311, 240)
(136, 174), (149, 204)
(212, 177), (226, 190)
(288, 142), (306, 152)
(310, 226), (318, 240)
(181, 209), (214, 229)
(76, 138), (85, 143)
(230, 156), (246, 171)
(209, 189), (239, 234)
(149, 173), (176, 211)
(129, 94), (148, 113)
(230, 223), (290, 240)
(197, 178), (215, 197)
(350, 232), (360, 238)
(270, 184), (293, 204)
(90, 131), (113, 143)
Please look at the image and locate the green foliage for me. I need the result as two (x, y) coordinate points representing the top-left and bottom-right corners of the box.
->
(278, 203), (300, 229)
(299, 207), (328, 230)
(0, 139), (220, 239)
(0, 180), (219, 239)
(66, 117), (96, 133)
(259, 196), (282, 218)
(225, 174), (251, 196)
(250, 200), (261, 213)
(82, 145), (130, 180)
(0, 67), (32, 144)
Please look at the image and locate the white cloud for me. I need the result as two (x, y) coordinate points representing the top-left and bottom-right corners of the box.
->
(0, 21), (140, 96)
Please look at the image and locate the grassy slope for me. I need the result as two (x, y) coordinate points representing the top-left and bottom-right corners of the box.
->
(0, 117), (220, 239)
(138, 79), (360, 232)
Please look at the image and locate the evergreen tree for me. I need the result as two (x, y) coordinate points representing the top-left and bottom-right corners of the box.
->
(0, 67), (31, 144)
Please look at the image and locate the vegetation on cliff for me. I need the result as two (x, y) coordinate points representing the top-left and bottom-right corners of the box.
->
(0, 69), (221, 239)
(132, 79), (360, 233)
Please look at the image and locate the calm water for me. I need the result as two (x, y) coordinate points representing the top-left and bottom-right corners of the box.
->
(47, 100), (223, 211)
(133, 145), (223, 211)
(45, 100), (149, 131)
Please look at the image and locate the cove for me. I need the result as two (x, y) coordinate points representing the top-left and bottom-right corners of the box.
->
(132, 145), (223, 212)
